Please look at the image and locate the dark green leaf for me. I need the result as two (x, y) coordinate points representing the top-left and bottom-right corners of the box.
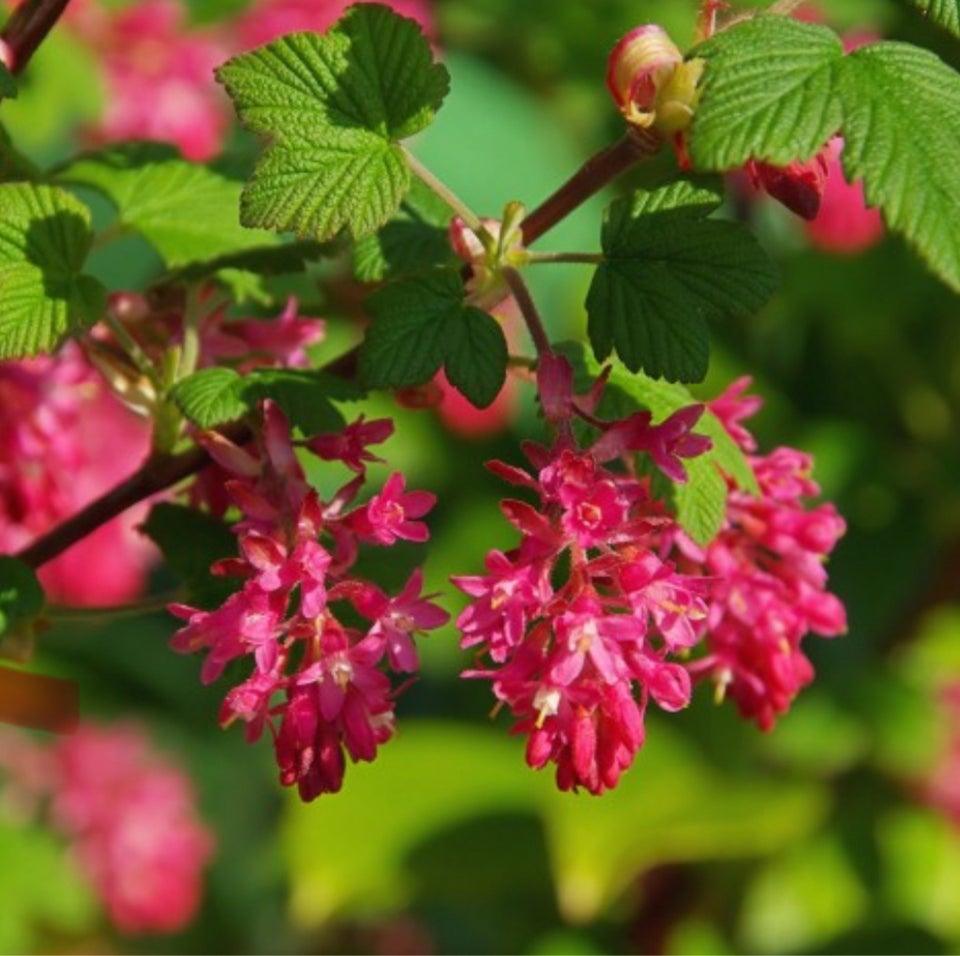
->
(141, 503), (237, 607)
(0, 64), (16, 100)
(0, 183), (105, 358)
(170, 366), (248, 428)
(442, 307), (508, 408)
(904, 0), (960, 38)
(586, 179), (777, 383)
(836, 42), (960, 291)
(359, 271), (460, 389)
(57, 142), (277, 268)
(0, 557), (44, 638)
(217, 4), (450, 241)
(689, 16), (844, 169)
(240, 368), (361, 435)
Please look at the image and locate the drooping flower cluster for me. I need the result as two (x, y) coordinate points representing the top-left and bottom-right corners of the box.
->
(170, 402), (447, 800)
(680, 377), (848, 730)
(0, 343), (154, 606)
(455, 355), (713, 794)
(455, 358), (847, 792)
(0, 722), (214, 934)
(59, 0), (434, 161)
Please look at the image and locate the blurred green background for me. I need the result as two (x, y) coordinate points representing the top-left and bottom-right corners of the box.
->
(7, 0), (960, 952)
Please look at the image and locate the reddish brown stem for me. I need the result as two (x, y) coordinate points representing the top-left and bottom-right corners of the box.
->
(520, 127), (663, 245)
(16, 422), (252, 570)
(1, 0), (73, 74)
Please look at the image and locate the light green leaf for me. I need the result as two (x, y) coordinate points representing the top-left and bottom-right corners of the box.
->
(57, 142), (278, 268)
(442, 307), (507, 408)
(0, 183), (105, 358)
(904, 0), (960, 38)
(170, 366), (248, 428)
(217, 4), (449, 241)
(836, 42), (960, 291)
(689, 15), (845, 169)
(586, 179), (777, 383)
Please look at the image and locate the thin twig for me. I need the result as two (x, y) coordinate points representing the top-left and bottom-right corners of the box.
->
(0, 0), (72, 74)
(502, 267), (552, 358)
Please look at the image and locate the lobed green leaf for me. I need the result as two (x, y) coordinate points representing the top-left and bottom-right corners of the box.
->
(217, 4), (450, 241)
(690, 16), (844, 169)
(904, 0), (960, 38)
(836, 42), (960, 292)
(57, 142), (278, 268)
(0, 183), (105, 359)
(586, 178), (777, 383)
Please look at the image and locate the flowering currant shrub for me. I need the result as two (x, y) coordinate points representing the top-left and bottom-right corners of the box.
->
(3, 0), (960, 836)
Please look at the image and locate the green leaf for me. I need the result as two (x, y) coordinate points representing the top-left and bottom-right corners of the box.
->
(57, 142), (278, 268)
(836, 43), (960, 292)
(141, 503), (237, 607)
(217, 4), (450, 241)
(0, 125), (38, 182)
(354, 178), (456, 282)
(360, 270), (508, 408)
(359, 271), (459, 388)
(586, 179), (777, 383)
(0, 817), (96, 952)
(563, 343), (757, 545)
(0, 557), (44, 639)
(0, 183), (105, 359)
(240, 367), (361, 435)
(904, 0), (960, 38)
(442, 307), (508, 408)
(0, 64), (16, 100)
(170, 367), (249, 428)
(689, 16), (845, 169)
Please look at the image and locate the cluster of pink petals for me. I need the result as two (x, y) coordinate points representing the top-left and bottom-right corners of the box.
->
(0, 722), (213, 935)
(170, 402), (447, 800)
(62, 0), (434, 162)
(454, 354), (713, 794)
(0, 343), (153, 606)
(680, 378), (848, 730)
(455, 358), (847, 792)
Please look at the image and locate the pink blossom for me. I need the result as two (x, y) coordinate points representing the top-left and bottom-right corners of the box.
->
(804, 137), (884, 254)
(0, 344), (154, 606)
(48, 722), (214, 934)
(171, 403), (443, 800)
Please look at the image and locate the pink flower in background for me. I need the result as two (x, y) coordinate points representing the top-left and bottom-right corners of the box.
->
(235, 0), (434, 49)
(0, 344), (153, 606)
(72, 0), (231, 161)
(0, 722), (214, 935)
(924, 683), (960, 829)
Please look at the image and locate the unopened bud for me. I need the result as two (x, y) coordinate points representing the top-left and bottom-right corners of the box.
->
(394, 381), (443, 410)
(108, 290), (151, 324)
(606, 25), (703, 134)
(747, 152), (830, 220)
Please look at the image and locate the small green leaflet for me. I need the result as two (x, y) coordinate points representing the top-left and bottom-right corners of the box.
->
(217, 3), (450, 242)
(171, 366), (360, 434)
(690, 14), (960, 293)
(562, 342), (757, 545)
(0, 183), (106, 359)
(836, 43), (960, 291)
(57, 142), (277, 269)
(905, 0), (960, 38)
(0, 557), (44, 640)
(585, 178), (776, 383)
(359, 270), (507, 408)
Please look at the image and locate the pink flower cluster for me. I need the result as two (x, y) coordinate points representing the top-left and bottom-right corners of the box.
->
(0, 343), (153, 606)
(0, 722), (214, 935)
(170, 402), (447, 800)
(62, 0), (434, 162)
(455, 357), (847, 792)
(682, 378), (848, 730)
